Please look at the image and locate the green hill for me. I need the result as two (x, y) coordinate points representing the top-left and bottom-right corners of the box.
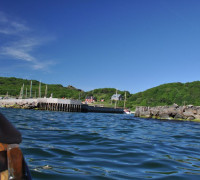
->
(128, 81), (200, 107)
(1, 77), (200, 110)
(83, 88), (131, 108)
(0, 77), (81, 99)
(84, 88), (131, 101)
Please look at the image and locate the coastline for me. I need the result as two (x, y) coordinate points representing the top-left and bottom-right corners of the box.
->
(135, 104), (200, 122)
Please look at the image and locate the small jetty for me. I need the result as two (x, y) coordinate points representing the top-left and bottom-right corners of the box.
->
(82, 104), (124, 114)
(0, 98), (124, 114)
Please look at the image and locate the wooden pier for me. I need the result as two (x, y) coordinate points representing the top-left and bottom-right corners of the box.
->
(0, 98), (124, 114)
(37, 98), (81, 112)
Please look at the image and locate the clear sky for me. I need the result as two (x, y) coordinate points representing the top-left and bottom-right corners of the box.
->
(0, 0), (200, 93)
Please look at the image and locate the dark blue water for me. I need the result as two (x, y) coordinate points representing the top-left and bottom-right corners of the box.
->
(1, 108), (200, 179)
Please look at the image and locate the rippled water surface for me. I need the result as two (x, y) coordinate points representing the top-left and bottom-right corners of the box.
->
(1, 108), (200, 179)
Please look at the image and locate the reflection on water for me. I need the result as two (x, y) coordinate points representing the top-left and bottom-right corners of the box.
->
(1, 108), (200, 179)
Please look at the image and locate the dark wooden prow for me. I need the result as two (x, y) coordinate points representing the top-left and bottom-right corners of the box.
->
(0, 113), (22, 145)
(0, 113), (31, 180)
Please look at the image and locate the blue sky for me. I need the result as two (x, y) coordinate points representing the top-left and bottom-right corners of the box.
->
(0, 0), (200, 93)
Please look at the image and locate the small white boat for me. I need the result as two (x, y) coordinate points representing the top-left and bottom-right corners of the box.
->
(124, 109), (131, 114)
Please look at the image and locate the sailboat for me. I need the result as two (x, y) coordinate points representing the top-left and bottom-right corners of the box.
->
(123, 91), (131, 114)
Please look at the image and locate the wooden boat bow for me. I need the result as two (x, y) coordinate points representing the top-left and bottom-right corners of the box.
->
(0, 113), (32, 180)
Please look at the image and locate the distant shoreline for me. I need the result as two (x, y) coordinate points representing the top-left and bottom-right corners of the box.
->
(0, 98), (124, 114)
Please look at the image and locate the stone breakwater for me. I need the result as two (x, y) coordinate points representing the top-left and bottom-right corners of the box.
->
(0, 99), (38, 109)
(135, 104), (200, 121)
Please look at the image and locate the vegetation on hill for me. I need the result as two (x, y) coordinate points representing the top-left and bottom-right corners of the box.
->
(84, 88), (131, 102)
(0, 77), (81, 99)
(82, 88), (131, 108)
(128, 81), (200, 107)
(1, 77), (200, 110)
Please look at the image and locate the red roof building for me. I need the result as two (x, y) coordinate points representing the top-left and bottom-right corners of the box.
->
(85, 96), (97, 103)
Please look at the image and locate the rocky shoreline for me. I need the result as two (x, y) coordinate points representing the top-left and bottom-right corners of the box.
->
(135, 104), (200, 121)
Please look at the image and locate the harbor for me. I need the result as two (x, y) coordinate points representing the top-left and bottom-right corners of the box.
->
(0, 98), (124, 114)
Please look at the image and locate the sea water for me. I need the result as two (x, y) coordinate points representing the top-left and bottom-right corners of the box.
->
(1, 108), (200, 180)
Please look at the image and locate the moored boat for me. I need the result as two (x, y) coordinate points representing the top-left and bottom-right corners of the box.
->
(124, 109), (131, 114)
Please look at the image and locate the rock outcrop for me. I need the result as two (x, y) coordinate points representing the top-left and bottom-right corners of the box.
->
(135, 104), (200, 120)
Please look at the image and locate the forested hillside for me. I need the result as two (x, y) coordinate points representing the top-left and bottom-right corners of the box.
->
(128, 81), (200, 107)
(1, 77), (200, 109)
(0, 77), (81, 99)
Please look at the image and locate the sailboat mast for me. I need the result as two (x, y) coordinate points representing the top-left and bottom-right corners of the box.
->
(19, 84), (24, 99)
(38, 81), (41, 98)
(26, 87), (27, 98)
(115, 89), (118, 109)
(124, 91), (127, 109)
(30, 81), (32, 98)
(45, 85), (48, 98)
